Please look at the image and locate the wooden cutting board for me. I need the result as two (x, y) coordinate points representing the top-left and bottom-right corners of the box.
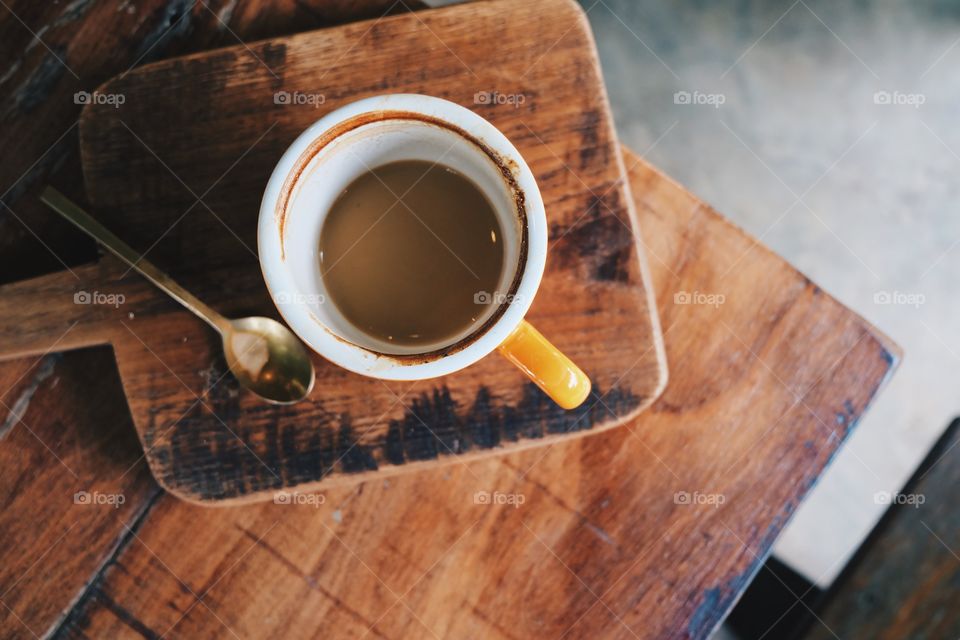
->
(1, 0), (666, 504)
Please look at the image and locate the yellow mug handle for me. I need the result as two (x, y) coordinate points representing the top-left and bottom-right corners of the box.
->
(497, 320), (591, 410)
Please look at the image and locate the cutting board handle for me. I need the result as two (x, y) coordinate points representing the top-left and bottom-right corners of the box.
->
(0, 259), (130, 361)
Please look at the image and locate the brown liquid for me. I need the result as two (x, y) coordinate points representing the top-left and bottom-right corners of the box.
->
(319, 160), (505, 348)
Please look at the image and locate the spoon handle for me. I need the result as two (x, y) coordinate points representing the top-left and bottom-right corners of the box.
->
(40, 187), (227, 333)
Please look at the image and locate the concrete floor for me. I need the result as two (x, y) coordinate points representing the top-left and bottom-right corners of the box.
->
(577, 0), (960, 589)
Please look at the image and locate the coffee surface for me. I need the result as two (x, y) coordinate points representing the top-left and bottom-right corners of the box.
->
(319, 160), (505, 348)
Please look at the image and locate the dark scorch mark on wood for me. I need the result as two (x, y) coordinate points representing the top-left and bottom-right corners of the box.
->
(379, 381), (640, 467)
(260, 42), (287, 79)
(280, 410), (337, 483)
(576, 109), (603, 169)
(164, 372), (641, 498)
(165, 360), (285, 499)
(337, 413), (377, 472)
(550, 190), (635, 282)
(596, 245), (634, 282)
(465, 386), (502, 449)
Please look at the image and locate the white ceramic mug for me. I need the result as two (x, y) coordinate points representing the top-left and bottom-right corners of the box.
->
(258, 94), (590, 408)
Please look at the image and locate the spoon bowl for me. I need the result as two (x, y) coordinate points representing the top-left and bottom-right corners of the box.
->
(222, 317), (315, 404)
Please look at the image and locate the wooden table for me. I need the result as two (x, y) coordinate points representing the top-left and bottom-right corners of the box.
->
(0, 1), (898, 638)
(807, 418), (960, 640)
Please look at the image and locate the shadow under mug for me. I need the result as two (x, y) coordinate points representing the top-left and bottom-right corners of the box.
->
(258, 94), (590, 409)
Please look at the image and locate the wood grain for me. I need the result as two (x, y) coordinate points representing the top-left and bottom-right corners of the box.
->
(50, 149), (899, 640)
(0, 347), (160, 638)
(8, 0), (667, 504)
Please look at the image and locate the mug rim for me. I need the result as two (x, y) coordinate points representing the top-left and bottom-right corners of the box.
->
(258, 93), (547, 380)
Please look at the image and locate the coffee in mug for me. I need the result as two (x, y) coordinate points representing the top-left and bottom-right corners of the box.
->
(319, 160), (505, 348)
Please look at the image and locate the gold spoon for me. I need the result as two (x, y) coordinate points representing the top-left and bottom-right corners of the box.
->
(40, 187), (315, 405)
